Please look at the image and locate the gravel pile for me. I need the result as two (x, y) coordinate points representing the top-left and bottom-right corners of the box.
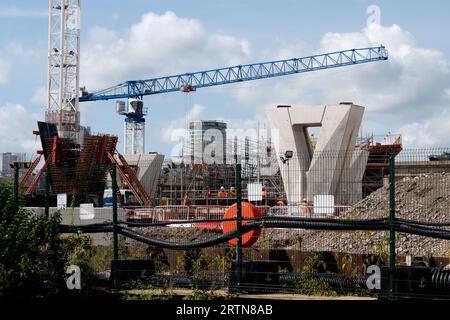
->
(347, 172), (450, 222)
(272, 173), (450, 256)
(128, 226), (222, 244)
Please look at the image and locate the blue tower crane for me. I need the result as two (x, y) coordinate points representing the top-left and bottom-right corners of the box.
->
(79, 46), (388, 154)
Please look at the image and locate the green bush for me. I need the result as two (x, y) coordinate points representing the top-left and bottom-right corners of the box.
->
(0, 181), (81, 298)
(294, 278), (337, 297)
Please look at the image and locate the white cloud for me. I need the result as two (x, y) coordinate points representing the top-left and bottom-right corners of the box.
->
(0, 103), (41, 153)
(222, 113), (269, 141)
(81, 11), (251, 91)
(0, 41), (43, 86)
(30, 86), (47, 105)
(316, 24), (450, 118)
(7, 41), (40, 59)
(0, 7), (47, 18)
(399, 109), (450, 148)
(445, 88), (450, 100)
(160, 104), (205, 143)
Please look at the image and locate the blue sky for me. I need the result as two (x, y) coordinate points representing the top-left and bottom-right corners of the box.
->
(1, 0), (450, 157)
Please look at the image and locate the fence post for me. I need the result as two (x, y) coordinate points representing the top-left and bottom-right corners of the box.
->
(388, 148), (396, 299)
(13, 164), (19, 214)
(236, 163), (242, 294)
(112, 165), (119, 261)
(44, 168), (50, 218)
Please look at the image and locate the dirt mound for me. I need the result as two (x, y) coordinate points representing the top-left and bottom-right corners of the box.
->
(348, 172), (450, 222)
(296, 173), (450, 256)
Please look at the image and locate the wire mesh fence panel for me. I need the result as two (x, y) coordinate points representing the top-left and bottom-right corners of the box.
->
(386, 148), (450, 299)
(385, 148), (450, 299)
(277, 150), (389, 220)
(394, 148), (450, 225)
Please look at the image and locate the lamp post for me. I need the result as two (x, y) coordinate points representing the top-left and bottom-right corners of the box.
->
(280, 150), (293, 207)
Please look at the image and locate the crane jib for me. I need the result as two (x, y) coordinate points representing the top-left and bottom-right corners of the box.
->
(79, 45), (388, 102)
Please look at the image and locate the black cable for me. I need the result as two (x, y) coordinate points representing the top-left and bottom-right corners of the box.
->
(260, 220), (389, 231)
(396, 218), (450, 227)
(117, 225), (243, 249)
(395, 223), (450, 240)
(116, 220), (389, 250)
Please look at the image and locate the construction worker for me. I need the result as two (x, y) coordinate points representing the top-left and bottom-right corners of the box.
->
(205, 188), (212, 206)
(276, 200), (285, 206)
(218, 186), (228, 205)
(300, 198), (313, 216)
(230, 187), (237, 198)
(218, 186), (227, 198)
(183, 194), (190, 206)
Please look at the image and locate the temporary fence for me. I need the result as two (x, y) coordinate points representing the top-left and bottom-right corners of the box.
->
(267, 205), (352, 218)
(16, 148), (450, 299)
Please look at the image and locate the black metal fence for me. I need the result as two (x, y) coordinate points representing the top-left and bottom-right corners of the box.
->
(20, 148), (450, 299)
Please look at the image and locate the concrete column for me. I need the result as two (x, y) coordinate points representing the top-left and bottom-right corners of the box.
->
(265, 103), (368, 206)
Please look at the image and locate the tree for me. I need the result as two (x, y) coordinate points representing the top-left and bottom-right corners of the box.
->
(0, 180), (70, 298)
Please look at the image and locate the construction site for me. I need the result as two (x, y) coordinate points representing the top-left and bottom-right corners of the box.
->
(2, 0), (450, 302)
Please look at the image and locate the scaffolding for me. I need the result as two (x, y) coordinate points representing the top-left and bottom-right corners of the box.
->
(156, 135), (285, 206)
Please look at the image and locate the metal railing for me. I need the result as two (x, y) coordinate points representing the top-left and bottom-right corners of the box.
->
(268, 205), (352, 218)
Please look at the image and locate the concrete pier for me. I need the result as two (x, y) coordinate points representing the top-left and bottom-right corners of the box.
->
(266, 103), (369, 205)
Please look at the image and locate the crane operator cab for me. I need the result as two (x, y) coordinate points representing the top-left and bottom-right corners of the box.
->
(128, 99), (144, 115)
(116, 99), (147, 117)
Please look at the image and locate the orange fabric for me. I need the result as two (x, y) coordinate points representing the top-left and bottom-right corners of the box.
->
(218, 191), (227, 198)
(222, 202), (261, 247)
(183, 196), (190, 206)
(230, 190), (237, 197)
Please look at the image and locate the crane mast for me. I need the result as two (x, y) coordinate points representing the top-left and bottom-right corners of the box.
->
(46, 0), (81, 141)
